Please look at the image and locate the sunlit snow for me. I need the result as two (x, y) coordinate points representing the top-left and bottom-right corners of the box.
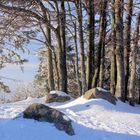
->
(0, 97), (140, 140)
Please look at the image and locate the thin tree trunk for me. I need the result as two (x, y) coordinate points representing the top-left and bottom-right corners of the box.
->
(55, 1), (67, 93)
(129, 13), (140, 106)
(52, 48), (60, 90)
(115, 0), (125, 101)
(45, 24), (55, 91)
(99, 43), (105, 88)
(59, 1), (67, 92)
(92, 0), (107, 88)
(110, 0), (117, 95)
(67, 2), (82, 95)
(124, 0), (133, 100)
(99, 0), (107, 88)
(37, 1), (55, 92)
(74, 21), (82, 95)
(76, 1), (87, 94)
(86, 0), (95, 90)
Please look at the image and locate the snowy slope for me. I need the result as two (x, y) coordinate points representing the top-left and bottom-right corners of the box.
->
(0, 97), (140, 140)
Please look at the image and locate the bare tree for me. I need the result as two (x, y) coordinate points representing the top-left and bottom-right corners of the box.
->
(92, 0), (108, 88)
(75, 0), (87, 94)
(85, 0), (95, 90)
(115, 0), (125, 101)
(129, 13), (140, 106)
(110, 0), (117, 95)
(124, 0), (133, 100)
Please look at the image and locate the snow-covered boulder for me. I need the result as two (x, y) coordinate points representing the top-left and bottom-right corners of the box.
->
(46, 91), (71, 103)
(84, 88), (117, 105)
(23, 103), (75, 136)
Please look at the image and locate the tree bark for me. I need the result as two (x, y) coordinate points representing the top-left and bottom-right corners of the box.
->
(59, 1), (67, 92)
(55, 1), (67, 93)
(129, 13), (140, 106)
(115, 0), (125, 101)
(74, 21), (82, 95)
(99, 0), (108, 88)
(124, 0), (133, 100)
(45, 24), (55, 91)
(86, 0), (95, 90)
(52, 48), (60, 90)
(92, 0), (107, 88)
(67, 2), (82, 95)
(110, 0), (117, 95)
(76, 0), (87, 94)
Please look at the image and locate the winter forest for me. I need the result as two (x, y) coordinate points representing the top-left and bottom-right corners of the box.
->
(0, 0), (140, 140)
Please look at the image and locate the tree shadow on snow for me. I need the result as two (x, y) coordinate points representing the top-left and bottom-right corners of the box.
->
(73, 122), (140, 140)
(0, 117), (139, 140)
(58, 98), (140, 115)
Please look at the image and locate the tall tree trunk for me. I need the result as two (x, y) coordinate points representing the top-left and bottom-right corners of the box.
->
(74, 21), (82, 95)
(124, 0), (133, 100)
(55, 1), (67, 92)
(45, 24), (55, 91)
(129, 13), (140, 106)
(67, 2), (82, 95)
(110, 0), (117, 95)
(76, 1), (87, 94)
(92, 0), (107, 88)
(99, 0), (108, 88)
(115, 0), (125, 101)
(86, 0), (95, 90)
(59, 1), (67, 92)
(37, 1), (55, 92)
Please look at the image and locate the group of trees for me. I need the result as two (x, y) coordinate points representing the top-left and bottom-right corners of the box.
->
(0, 0), (140, 105)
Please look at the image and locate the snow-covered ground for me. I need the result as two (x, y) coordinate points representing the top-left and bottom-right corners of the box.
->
(0, 96), (140, 140)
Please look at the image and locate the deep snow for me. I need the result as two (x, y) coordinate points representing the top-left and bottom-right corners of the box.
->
(0, 96), (140, 140)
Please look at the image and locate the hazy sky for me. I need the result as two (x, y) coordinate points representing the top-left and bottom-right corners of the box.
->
(0, 41), (41, 91)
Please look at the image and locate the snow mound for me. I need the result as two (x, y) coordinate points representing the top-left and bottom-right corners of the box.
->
(50, 91), (70, 97)
(97, 87), (109, 92)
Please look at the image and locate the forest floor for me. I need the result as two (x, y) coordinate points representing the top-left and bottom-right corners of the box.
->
(0, 96), (140, 140)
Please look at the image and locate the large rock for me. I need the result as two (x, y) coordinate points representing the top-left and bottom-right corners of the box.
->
(84, 88), (117, 105)
(46, 91), (71, 103)
(23, 103), (75, 136)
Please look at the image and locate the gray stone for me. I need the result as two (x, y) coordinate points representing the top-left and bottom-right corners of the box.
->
(46, 92), (71, 103)
(23, 103), (75, 136)
(84, 88), (117, 105)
